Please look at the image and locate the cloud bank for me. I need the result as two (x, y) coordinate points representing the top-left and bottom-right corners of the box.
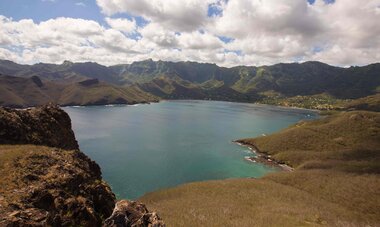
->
(0, 0), (379, 66)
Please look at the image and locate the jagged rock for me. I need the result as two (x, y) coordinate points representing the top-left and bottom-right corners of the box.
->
(104, 200), (165, 227)
(0, 104), (79, 150)
(0, 105), (163, 227)
(0, 145), (116, 227)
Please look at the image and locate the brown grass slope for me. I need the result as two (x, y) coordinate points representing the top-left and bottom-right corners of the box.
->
(238, 111), (380, 172)
(0, 75), (56, 107)
(0, 74), (158, 107)
(344, 93), (380, 112)
(58, 79), (158, 106)
(140, 110), (380, 227)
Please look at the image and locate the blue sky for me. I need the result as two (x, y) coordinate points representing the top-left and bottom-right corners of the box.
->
(0, 0), (104, 23)
(0, 0), (147, 32)
(0, 0), (378, 67)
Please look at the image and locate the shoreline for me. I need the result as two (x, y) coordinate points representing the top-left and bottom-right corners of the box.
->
(162, 98), (320, 112)
(4, 99), (322, 113)
(234, 140), (294, 172)
(7, 100), (160, 110)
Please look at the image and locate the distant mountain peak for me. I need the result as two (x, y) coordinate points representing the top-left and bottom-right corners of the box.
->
(62, 60), (74, 66)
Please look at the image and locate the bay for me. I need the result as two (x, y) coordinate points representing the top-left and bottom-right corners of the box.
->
(64, 100), (318, 199)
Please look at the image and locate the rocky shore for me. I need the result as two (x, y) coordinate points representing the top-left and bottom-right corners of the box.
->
(0, 104), (165, 226)
(234, 140), (294, 172)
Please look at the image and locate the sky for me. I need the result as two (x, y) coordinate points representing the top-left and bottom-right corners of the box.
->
(0, 0), (379, 67)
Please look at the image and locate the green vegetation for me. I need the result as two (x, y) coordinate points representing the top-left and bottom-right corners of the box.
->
(140, 110), (380, 226)
(1, 60), (379, 107)
(257, 92), (350, 110)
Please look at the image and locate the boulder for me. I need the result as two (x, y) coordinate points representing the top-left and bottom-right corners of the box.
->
(104, 200), (165, 227)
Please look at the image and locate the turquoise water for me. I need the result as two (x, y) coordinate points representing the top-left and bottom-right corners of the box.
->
(64, 100), (317, 199)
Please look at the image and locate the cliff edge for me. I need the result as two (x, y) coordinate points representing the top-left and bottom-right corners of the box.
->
(0, 104), (79, 150)
(0, 105), (164, 227)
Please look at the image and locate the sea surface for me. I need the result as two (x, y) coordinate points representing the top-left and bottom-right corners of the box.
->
(64, 100), (318, 199)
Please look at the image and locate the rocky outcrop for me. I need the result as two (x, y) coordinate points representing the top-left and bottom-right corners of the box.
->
(0, 145), (116, 226)
(0, 104), (78, 150)
(0, 105), (164, 226)
(104, 200), (165, 227)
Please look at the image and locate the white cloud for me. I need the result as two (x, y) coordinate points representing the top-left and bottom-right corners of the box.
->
(105, 17), (136, 33)
(0, 16), (140, 65)
(138, 23), (179, 48)
(178, 31), (223, 50)
(96, 0), (216, 32)
(1, 0), (380, 67)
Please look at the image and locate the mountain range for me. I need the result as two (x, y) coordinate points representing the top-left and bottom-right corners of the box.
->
(0, 59), (379, 107)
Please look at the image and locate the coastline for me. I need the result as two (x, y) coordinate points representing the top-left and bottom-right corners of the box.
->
(163, 99), (321, 113)
(10, 100), (160, 110)
(234, 140), (294, 172)
(4, 98), (322, 113)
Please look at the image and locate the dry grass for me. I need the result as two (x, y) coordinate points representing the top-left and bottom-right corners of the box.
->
(140, 172), (380, 226)
(0, 145), (73, 204)
(344, 93), (380, 112)
(140, 110), (380, 226)
(240, 111), (380, 170)
(264, 170), (380, 221)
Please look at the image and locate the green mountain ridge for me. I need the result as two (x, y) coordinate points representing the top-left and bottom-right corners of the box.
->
(0, 59), (379, 108)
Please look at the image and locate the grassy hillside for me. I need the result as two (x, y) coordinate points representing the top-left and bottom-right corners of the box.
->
(238, 111), (380, 171)
(140, 110), (380, 226)
(0, 75), (57, 107)
(344, 93), (380, 112)
(0, 75), (158, 107)
(58, 79), (158, 106)
(141, 172), (380, 226)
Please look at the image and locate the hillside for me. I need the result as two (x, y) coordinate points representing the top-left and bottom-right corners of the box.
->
(140, 110), (380, 226)
(344, 93), (380, 112)
(237, 111), (380, 171)
(1, 59), (379, 108)
(0, 105), (165, 226)
(0, 74), (158, 108)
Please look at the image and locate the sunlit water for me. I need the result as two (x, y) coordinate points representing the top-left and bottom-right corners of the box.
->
(64, 100), (318, 199)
